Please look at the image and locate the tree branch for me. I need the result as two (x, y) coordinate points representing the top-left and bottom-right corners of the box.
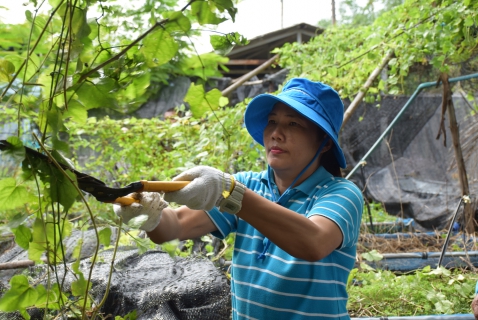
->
(343, 49), (394, 127)
(78, 0), (197, 83)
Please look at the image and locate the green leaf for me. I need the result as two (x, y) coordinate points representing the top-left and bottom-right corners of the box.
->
(0, 178), (36, 211)
(210, 35), (235, 55)
(49, 0), (63, 7)
(0, 59), (15, 82)
(116, 310), (137, 320)
(214, 0), (237, 21)
(0, 275), (38, 312)
(191, 1), (226, 25)
(13, 225), (32, 250)
(219, 96), (229, 107)
(72, 245), (86, 275)
(64, 99), (88, 125)
(34, 284), (65, 310)
(140, 29), (178, 67)
(70, 7), (91, 39)
(133, 237), (153, 255)
(74, 80), (119, 110)
(184, 84), (222, 118)
(19, 309), (31, 320)
(361, 249), (383, 262)
(201, 235), (212, 243)
(98, 228), (112, 247)
(164, 11), (191, 33)
(49, 169), (78, 211)
(2, 136), (25, 162)
(464, 16), (474, 27)
(47, 107), (63, 136)
(71, 273), (89, 297)
(29, 218), (48, 262)
(161, 239), (179, 257)
(28, 241), (45, 263)
(7, 212), (30, 229)
(29, 216), (73, 262)
(178, 53), (228, 79)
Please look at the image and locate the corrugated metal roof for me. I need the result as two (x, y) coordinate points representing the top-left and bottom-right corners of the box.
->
(223, 23), (323, 78)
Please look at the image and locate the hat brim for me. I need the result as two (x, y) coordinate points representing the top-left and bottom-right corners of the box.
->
(244, 93), (346, 168)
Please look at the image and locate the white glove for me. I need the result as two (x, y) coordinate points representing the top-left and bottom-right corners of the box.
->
(164, 166), (233, 211)
(113, 192), (168, 232)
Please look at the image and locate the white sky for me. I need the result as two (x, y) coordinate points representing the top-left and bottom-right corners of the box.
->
(0, 0), (338, 53)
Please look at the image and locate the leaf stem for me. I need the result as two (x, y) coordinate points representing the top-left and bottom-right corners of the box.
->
(32, 133), (101, 319)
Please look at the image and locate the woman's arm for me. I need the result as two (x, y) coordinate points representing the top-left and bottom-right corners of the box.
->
(237, 189), (343, 261)
(147, 206), (217, 244)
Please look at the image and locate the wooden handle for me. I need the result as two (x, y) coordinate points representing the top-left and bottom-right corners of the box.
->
(114, 181), (189, 206)
(140, 180), (189, 192)
(113, 196), (138, 206)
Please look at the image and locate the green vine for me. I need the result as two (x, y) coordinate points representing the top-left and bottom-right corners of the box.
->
(0, 0), (246, 317)
(276, 0), (478, 103)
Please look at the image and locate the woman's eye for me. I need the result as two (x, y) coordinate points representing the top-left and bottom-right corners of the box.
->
(290, 121), (298, 126)
(267, 119), (276, 124)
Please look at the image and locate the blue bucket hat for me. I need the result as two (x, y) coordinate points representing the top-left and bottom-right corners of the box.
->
(244, 78), (346, 168)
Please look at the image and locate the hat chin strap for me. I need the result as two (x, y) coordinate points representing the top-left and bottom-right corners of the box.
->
(258, 137), (330, 260)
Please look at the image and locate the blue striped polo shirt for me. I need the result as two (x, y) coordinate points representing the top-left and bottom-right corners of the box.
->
(206, 166), (363, 320)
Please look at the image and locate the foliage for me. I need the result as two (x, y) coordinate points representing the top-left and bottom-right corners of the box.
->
(0, 0), (248, 318)
(362, 202), (389, 222)
(277, 0), (478, 103)
(0, 0), (246, 139)
(362, 201), (396, 223)
(65, 100), (261, 184)
(338, 0), (405, 26)
(348, 265), (478, 317)
(64, 99), (261, 260)
(1, 0), (477, 318)
(0, 98), (261, 317)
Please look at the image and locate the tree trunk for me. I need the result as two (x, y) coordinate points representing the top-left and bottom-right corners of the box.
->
(343, 50), (394, 127)
(332, 0), (336, 26)
(439, 73), (474, 233)
(222, 54), (280, 97)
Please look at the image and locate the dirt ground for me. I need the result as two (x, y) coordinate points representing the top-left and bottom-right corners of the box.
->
(357, 231), (477, 254)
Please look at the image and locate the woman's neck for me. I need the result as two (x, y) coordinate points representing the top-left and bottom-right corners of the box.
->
(272, 164), (320, 195)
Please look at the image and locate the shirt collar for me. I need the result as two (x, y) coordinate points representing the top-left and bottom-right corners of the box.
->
(260, 166), (333, 195)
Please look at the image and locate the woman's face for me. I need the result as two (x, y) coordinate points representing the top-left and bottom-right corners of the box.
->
(263, 103), (325, 175)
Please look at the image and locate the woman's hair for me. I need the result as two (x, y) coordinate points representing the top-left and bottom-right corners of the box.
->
(317, 129), (342, 177)
(320, 148), (342, 177)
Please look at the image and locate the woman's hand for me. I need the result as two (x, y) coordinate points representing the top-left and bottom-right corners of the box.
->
(164, 166), (234, 211)
(113, 192), (168, 232)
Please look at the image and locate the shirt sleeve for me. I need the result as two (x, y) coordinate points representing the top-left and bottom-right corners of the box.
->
(307, 180), (363, 248)
(205, 207), (238, 239)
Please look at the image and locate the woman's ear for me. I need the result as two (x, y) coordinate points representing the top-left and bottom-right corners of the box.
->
(321, 137), (333, 153)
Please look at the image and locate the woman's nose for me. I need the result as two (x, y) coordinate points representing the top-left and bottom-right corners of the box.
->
(270, 124), (285, 140)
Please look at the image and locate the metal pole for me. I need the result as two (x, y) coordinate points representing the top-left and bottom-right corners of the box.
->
(281, 0), (284, 29)
(438, 197), (464, 267)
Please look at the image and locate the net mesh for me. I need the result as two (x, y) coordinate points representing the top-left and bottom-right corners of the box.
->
(0, 238), (231, 319)
(342, 91), (478, 230)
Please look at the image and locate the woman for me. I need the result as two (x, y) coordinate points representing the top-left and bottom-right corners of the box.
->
(114, 78), (363, 319)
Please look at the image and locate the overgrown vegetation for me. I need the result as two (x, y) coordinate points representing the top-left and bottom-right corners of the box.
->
(1, 0), (478, 318)
(0, 0), (248, 317)
(347, 266), (478, 317)
(277, 0), (478, 103)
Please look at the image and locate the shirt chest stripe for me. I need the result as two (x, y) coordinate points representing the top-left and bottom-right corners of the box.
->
(233, 280), (348, 300)
(232, 308), (258, 320)
(236, 232), (264, 241)
(233, 249), (353, 271)
(234, 264), (347, 286)
(232, 293), (350, 318)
